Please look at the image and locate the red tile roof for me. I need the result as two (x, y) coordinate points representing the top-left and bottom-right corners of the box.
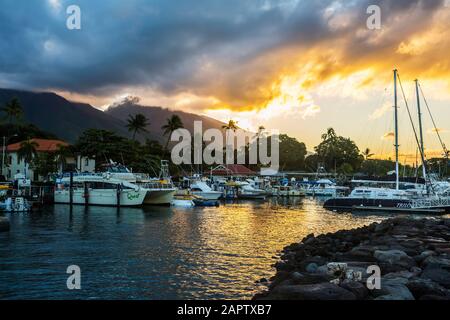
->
(211, 164), (256, 176)
(7, 139), (69, 152)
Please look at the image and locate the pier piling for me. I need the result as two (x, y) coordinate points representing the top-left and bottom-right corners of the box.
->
(84, 182), (89, 207)
(116, 183), (121, 208)
(69, 172), (74, 207)
(0, 216), (10, 232)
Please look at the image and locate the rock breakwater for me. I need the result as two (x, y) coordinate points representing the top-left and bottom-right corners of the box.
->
(254, 217), (450, 300)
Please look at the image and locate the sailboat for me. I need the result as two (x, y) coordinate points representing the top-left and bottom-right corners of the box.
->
(324, 70), (450, 214)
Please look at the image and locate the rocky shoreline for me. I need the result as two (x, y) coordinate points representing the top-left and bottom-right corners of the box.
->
(254, 217), (450, 300)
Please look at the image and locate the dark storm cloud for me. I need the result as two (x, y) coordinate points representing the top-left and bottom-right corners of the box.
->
(0, 0), (446, 105)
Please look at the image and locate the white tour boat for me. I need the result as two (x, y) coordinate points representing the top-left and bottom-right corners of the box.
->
(100, 161), (176, 205)
(54, 174), (147, 206)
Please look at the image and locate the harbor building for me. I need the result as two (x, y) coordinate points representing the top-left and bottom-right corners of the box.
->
(4, 138), (95, 182)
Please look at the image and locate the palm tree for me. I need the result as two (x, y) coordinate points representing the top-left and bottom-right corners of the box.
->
(54, 145), (74, 172)
(222, 120), (238, 132)
(254, 125), (266, 152)
(17, 139), (38, 178)
(256, 126), (265, 138)
(126, 113), (149, 140)
(362, 148), (374, 160)
(162, 115), (184, 152)
(2, 98), (24, 124)
(321, 127), (337, 141)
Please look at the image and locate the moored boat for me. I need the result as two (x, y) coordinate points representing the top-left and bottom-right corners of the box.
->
(323, 187), (412, 210)
(100, 160), (176, 205)
(171, 195), (195, 207)
(272, 185), (306, 197)
(303, 179), (348, 197)
(237, 182), (267, 200)
(324, 70), (450, 214)
(54, 174), (147, 207)
(189, 181), (222, 200)
(192, 196), (220, 207)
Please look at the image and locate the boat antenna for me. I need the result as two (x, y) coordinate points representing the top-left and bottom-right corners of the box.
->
(393, 69), (399, 191)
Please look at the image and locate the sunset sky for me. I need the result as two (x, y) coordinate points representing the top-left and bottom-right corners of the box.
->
(1, 0), (449, 162)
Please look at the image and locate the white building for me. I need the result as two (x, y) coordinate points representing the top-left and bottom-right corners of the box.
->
(4, 138), (95, 182)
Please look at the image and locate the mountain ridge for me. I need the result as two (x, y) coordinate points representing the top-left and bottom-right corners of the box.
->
(0, 88), (130, 142)
(0, 88), (228, 144)
(104, 101), (228, 143)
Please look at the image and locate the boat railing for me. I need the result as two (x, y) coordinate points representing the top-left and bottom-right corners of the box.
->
(60, 172), (153, 180)
(139, 182), (175, 190)
(60, 172), (105, 178)
(410, 198), (450, 209)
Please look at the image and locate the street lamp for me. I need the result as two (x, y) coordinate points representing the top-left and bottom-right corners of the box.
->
(2, 134), (18, 178)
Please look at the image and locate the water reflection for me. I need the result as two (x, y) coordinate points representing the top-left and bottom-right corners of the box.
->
(1, 199), (394, 300)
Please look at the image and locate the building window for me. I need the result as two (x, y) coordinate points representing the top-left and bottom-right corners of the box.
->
(84, 158), (89, 167)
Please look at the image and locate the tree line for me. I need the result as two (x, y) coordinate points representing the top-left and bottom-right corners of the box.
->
(0, 98), (185, 180)
(1, 97), (448, 180)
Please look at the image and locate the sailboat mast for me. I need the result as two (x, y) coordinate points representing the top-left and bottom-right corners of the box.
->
(415, 79), (427, 180)
(394, 69), (399, 191)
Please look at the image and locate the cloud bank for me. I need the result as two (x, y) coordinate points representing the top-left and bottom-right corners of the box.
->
(1, 0), (449, 115)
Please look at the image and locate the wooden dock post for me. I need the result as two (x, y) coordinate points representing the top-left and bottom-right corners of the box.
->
(84, 182), (89, 207)
(116, 183), (122, 208)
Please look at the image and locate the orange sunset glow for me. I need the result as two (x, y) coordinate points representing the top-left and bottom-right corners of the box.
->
(2, 0), (449, 162)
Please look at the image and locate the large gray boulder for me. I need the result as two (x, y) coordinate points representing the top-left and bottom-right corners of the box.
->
(340, 280), (369, 299)
(421, 267), (450, 289)
(407, 278), (450, 299)
(374, 250), (416, 269)
(422, 256), (450, 269)
(270, 283), (356, 300)
(372, 275), (415, 300)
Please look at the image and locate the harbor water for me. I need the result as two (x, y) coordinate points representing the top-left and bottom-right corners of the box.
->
(1, 198), (400, 300)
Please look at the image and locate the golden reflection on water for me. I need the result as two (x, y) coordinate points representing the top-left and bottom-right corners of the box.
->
(1, 199), (409, 299)
(164, 198), (386, 299)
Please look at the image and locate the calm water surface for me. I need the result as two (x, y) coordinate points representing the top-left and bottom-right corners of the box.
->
(1, 198), (394, 300)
